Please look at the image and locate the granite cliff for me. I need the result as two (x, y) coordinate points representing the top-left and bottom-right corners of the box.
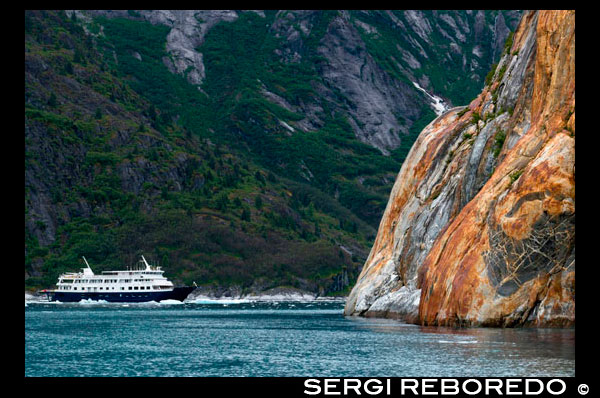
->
(344, 10), (575, 327)
(76, 10), (520, 154)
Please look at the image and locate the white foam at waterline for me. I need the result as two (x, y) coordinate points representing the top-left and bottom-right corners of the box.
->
(437, 340), (478, 344)
(159, 299), (184, 305)
(189, 297), (253, 304)
(79, 298), (109, 305)
(26, 293), (50, 302)
(25, 300), (62, 305)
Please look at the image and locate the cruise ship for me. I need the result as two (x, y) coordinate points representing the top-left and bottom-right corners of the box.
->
(43, 256), (196, 303)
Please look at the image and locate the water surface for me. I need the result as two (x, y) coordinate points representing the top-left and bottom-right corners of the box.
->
(25, 300), (574, 377)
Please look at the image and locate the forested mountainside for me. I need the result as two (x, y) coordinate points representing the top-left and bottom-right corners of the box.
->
(345, 10), (575, 327)
(25, 10), (520, 295)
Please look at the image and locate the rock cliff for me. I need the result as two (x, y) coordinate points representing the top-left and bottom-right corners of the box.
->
(344, 10), (575, 327)
(78, 10), (520, 154)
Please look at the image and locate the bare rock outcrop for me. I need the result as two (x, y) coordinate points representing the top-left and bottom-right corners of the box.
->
(345, 10), (575, 327)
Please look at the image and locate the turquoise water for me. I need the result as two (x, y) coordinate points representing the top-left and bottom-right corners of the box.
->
(25, 300), (575, 377)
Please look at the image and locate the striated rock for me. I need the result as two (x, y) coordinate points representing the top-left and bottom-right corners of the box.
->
(317, 13), (422, 154)
(83, 10), (519, 154)
(345, 10), (575, 327)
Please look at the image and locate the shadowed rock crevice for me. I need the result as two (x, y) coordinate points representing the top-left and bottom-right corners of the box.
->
(484, 212), (575, 297)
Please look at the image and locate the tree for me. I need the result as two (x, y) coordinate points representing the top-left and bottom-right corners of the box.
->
(147, 104), (157, 121)
(254, 195), (263, 209)
(48, 92), (57, 107)
(216, 193), (230, 211)
(64, 61), (73, 75)
(255, 171), (265, 184)
(307, 202), (315, 218)
(241, 208), (251, 222)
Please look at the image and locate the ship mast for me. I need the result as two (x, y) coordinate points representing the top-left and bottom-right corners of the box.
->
(81, 256), (94, 276)
(141, 255), (152, 271)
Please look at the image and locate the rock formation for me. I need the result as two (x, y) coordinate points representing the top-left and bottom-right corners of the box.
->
(344, 10), (575, 327)
(79, 10), (519, 154)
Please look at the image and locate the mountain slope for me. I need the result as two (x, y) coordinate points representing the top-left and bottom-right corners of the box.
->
(25, 10), (520, 296)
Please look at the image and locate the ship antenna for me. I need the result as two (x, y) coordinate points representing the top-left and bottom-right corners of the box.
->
(82, 256), (94, 275)
(141, 254), (151, 270)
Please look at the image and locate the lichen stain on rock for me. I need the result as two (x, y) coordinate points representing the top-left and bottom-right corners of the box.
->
(345, 10), (575, 328)
(418, 11), (574, 327)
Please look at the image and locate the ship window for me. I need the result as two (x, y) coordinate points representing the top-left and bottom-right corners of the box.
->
(134, 287), (138, 290)
(74, 287), (77, 290)
(128, 287), (132, 290)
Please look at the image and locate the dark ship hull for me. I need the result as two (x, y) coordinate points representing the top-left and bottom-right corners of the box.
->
(47, 286), (196, 303)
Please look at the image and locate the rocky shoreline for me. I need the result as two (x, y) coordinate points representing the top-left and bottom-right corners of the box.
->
(25, 286), (347, 303)
(185, 285), (346, 301)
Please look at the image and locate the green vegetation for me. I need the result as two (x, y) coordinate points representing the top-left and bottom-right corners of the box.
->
(25, 10), (516, 295)
(504, 31), (514, 54)
(390, 108), (436, 163)
(493, 129), (506, 157)
(485, 63), (498, 86)
(24, 11), (373, 293)
(509, 169), (523, 185)
(351, 10), (511, 106)
(456, 107), (469, 118)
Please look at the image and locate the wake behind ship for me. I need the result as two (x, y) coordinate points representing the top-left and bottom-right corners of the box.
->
(43, 256), (196, 303)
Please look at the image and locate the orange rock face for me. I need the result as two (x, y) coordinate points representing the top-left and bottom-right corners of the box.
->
(345, 10), (575, 327)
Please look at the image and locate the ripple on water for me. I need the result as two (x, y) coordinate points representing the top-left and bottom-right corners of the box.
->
(25, 301), (574, 377)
